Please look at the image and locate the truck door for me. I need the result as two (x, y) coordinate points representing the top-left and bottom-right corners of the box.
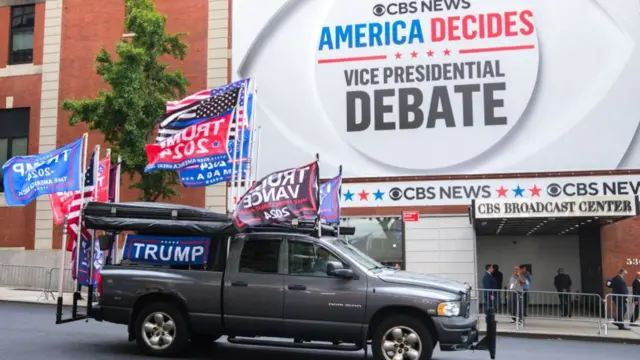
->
(282, 238), (367, 343)
(223, 233), (286, 337)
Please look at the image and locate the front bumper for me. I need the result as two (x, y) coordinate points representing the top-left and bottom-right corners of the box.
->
(433, 311), (496, 359)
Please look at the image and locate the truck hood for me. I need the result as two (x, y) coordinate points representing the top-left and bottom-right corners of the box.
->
(377, 270), (470, 295)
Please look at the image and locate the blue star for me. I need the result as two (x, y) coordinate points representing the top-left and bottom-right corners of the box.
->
(344, 190), (354, 201)
(513, 186), (525, 197)
(373, 189), (384, 200)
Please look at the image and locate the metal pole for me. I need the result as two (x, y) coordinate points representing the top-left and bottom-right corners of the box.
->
(113, 155), (122, 262)
(74, 133), (89, 309)
(245, 80), (258, 188)
(252, 125), (262, 185)
(56, 215), (69, 323)
(336, 165), (342, 237)
(316, 153), (321, 238)
(228, 107), (239, 215)
(236, 84), (249, 196)
(87, 145), (100, 306)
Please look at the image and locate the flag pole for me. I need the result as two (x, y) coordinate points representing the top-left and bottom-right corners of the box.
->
(252, 125), (262, 186)
(72, 133), (89, 316)
(228, 106), (240, 215)
(316, 153), (321, 238)
(56, 214), (69, 323)
(245, 80), (258, 189)
(87, 144), (100, 308)
(337, 165), (342, 238)
(113, 155), (122, 263)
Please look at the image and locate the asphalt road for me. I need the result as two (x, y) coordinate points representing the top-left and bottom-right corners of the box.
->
(0, 301), (638, 360)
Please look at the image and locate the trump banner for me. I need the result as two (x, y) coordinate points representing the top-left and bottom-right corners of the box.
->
(233, 161), (319, 229)
(2, 137), (84, 206)
(96, 152), (111, 202)
(122, 235), (211, 265)
(49, 191), (75, 225)
(145, 113), (232, 173)
(71, 235), (103, 286)
(319, 172), (342, 224)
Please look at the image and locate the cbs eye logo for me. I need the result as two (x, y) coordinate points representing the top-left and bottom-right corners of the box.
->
(546, 183), (562, 197)
(372, 4), (387, 16)
(388, 187), (403, 201)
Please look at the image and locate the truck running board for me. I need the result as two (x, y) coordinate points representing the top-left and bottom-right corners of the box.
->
(227, 337), (362, 351)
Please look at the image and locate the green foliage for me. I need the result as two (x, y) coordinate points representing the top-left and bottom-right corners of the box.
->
(62, 0), (190, 201)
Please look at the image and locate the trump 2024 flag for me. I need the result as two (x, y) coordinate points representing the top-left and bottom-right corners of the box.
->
(145, 113), (232, 172)
(233, 162), (319, 229)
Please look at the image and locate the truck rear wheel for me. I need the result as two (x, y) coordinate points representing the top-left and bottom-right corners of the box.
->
(372, 315), (434, 360)
(134, 302), (189, 357)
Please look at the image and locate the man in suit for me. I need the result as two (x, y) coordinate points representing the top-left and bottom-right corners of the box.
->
(607, 268), (630, 330)
(483, 264), (498, 314)
(554, 268), (572, 317)
(631, 272), (640, 327)
(492, 264), (504, 309)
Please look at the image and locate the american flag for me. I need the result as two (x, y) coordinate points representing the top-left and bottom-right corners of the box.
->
(157, 79), (252, 144)
(66, 148), (97, 252)
(166, 89), (213, 114)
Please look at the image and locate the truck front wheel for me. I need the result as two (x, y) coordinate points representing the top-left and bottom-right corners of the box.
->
(372, 315), (434, 360)
(134, 302), (189, 357)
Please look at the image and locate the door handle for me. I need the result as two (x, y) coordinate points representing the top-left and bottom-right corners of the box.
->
(231, 281), (248, 287)
(288, 284), (307, 291)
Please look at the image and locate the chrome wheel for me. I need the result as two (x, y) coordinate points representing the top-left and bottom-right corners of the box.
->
(381, 325), (422, 360)
(141, 312), (176, 351)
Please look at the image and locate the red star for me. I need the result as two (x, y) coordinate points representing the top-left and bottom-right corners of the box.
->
(358, 190), (370, 201)
(410, 51), (418, 58)
(496, 186), (508, 198)
(529, 185), (541, 197)
(426, 50), (434, 57)
(394, 52), (402, 59)
(443, 49), (451, 56)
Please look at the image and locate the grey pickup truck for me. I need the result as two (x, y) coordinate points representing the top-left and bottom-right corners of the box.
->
(60, 202), (496, 360)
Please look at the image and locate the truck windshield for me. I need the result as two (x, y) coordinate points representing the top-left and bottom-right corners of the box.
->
(328, 237), (386, 271)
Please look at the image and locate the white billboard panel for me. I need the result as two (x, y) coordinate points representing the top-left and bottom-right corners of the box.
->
(233, 0), (640, 178)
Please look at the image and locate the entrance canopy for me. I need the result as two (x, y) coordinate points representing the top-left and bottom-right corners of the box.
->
(470, 195), (638, 236)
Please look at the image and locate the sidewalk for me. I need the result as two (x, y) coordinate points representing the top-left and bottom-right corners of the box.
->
(1, 286), (640, 343)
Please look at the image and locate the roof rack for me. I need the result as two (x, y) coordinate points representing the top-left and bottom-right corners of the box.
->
(245, 219), (355, 237)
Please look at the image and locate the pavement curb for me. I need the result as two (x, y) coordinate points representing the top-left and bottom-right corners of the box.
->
(479, 330), (640, 345)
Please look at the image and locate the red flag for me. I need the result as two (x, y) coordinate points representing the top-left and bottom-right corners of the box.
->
(49, 192), (75, 225)
(96, 153), (111, 202)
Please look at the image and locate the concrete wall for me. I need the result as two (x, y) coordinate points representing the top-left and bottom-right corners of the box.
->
(404, 215), (477, 288)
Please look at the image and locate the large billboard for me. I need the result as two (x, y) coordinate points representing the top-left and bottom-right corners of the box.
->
(232, 0), (640, 178)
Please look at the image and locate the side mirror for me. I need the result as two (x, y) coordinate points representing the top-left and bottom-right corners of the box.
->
(327, 261), (354, 279)
(98, 234), (114, 251)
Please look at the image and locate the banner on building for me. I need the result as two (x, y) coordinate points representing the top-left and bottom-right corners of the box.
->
(2, 137), (84, 206)
(145, 113), (232, 172)
(233, 161), (319, 229)
(473, 196), (639, 219)
(122, 235), (211, 265)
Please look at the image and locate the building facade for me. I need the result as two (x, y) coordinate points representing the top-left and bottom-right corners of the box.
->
(0, 0), (639, 294)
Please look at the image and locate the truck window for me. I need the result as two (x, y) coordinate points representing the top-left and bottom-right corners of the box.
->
(288, 241), (342, 277)
(238, 240), (280, 274)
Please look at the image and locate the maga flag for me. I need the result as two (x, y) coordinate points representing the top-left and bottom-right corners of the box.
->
(233, 162), (319, 229)
(320, 172), (342, 224)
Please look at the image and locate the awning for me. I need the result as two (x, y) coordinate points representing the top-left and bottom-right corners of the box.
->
(470, 195), (638, 236)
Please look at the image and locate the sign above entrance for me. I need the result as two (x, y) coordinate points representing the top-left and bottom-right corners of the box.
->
(338, 174), (640, 208)
(473, 196), (638, 219)
(402, 211), (419, 222)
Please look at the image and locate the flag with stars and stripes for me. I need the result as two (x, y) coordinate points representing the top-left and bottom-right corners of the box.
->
(157, 78), (252, 144)
(66, 147), (97, 252)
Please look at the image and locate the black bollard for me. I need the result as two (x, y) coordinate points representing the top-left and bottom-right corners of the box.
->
(487, 308), (497, 359)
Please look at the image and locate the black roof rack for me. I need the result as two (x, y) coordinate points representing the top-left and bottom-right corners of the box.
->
(244, 219), (355, 237)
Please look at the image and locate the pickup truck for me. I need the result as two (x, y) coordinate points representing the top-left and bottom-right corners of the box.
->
(68, 202), (495, 360)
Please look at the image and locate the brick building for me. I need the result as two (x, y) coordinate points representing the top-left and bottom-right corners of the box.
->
(0, 0), (230, 268)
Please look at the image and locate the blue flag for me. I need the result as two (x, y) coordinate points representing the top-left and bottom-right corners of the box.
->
(179, 93), (254, 187)
(319, 172), (342, 224)
(72, 235), (101, 286)
(2, 137), (84, 206)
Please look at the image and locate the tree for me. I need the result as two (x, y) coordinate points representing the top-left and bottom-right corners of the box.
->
(62, 0), (190, 201)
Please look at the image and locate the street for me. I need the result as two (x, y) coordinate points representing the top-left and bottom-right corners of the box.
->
(0, 302), (637, 360)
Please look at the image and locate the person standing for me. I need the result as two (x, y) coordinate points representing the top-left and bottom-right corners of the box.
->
(520, 265), (532, 317)
(606, 269), (630, 330)
(554, 268), (572, 317)
(483, 264), (498, 314)
(492, 264), (504, 309)
(509, 266), (526, 325)
(631, 272), (640, 327)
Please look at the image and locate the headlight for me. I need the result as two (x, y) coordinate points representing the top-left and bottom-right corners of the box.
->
(437, 301), (461, 317)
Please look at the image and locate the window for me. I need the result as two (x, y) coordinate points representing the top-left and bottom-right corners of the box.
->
(9, 5), (35, 65)
(0, 108), (30, 193)
(288, 241), (343, 277)
(341, 217), (404, 269)
(238, 239), (280, 274)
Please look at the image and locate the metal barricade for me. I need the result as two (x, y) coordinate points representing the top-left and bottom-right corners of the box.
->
(603, 293), (640, 335)
(520, 290), (603, 333)
(46, 267), (75, 294)
(472, 289), (521, 329)
(0, 264), (49, 290)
